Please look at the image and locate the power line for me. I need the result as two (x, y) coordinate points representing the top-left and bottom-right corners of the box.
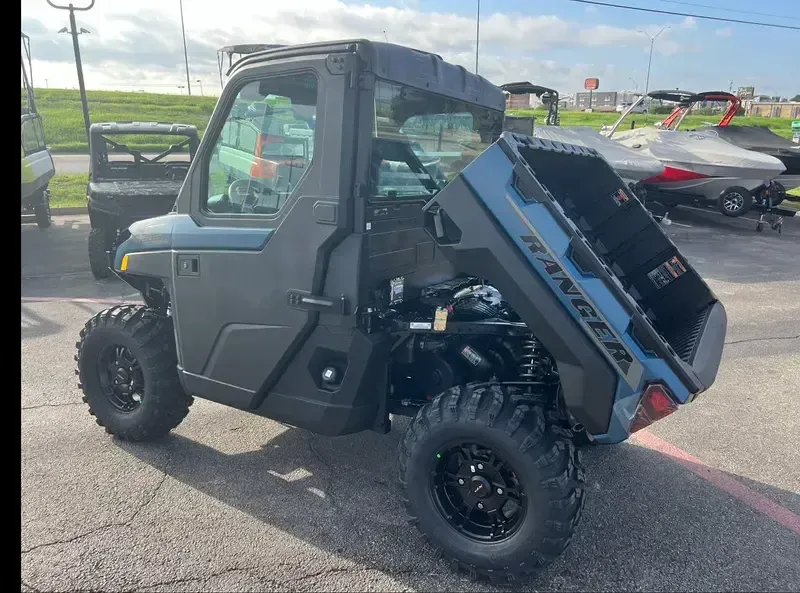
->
(653, 0), (800, 21)
(563, 0), (800, 30)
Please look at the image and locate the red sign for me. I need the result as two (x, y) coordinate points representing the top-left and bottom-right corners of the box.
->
(584, 78), (600, 91)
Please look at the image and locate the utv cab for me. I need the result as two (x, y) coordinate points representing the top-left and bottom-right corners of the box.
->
(75, 40), (726, 582)
(21, 32), (55, 229)
(86, 122), (199, 278)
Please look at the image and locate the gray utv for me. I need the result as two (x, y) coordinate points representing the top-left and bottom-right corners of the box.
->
(75, 40), (727, 582)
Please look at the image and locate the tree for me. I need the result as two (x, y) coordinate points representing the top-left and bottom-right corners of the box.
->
(791, 94), (800, 102)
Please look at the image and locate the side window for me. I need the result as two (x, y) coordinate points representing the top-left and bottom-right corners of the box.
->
(204, 72), (318, 216)
(21, 116), (45, 154)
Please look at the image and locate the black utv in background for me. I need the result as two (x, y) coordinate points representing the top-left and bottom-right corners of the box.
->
(87, 122), (199, 278)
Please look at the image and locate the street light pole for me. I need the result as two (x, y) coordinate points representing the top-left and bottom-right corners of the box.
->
(178, 0), (191, 95)
(196, 79), (203, 96)
(639, 26), (669, 100)
(47, 0), (95, 141)
(628, 77), (638, 92)
(475, 0), (480, 75)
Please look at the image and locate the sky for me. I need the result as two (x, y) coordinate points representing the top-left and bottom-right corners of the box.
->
(20, 0), (800, 99)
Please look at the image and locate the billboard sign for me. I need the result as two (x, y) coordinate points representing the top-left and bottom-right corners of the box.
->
(737, 86), (755, 100)
(584, 78), (600, 91)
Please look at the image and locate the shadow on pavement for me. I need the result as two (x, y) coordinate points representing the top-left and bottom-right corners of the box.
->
(123, 419), (800, 592)
(21, 304), (62, 340)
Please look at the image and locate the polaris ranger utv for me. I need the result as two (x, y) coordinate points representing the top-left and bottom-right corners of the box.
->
(75, 40), (727, 581)
(21, 32), (55, 229)
(87, 122), (199, 279)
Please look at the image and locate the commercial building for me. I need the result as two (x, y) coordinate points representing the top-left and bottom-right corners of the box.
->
(746, 102), (800, 119)
(575, 91), (618, 111)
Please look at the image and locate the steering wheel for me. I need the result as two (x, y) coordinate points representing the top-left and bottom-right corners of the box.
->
(227, 178), (274, 213)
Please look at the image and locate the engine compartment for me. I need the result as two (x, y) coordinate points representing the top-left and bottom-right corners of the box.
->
(366, 276), (568, 423)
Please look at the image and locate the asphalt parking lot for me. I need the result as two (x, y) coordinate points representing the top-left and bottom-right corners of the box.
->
(22, 209), (800, 592)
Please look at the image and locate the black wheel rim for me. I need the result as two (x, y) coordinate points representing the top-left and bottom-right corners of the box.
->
(97, 344), (144, 412)
(430, 441), (526, 543)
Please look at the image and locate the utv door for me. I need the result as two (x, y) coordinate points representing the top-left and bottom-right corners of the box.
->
(170, 54), (356, 410)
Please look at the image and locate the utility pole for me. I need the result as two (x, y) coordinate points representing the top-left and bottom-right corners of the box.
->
(179, 0), (191, 95)
(639, 26), (669, 101)
(48, 0), (95, 142)
(475, 0), (480, 75)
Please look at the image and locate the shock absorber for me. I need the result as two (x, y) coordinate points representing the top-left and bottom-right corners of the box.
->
(519, 334), (551, 394)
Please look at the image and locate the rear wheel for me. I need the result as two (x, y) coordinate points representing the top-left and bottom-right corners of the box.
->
(88, 226), (115, 279)
(34, 189), (51, 229)
(717, 186), (753, 217)
(399, 383), (585, 582)
(76, 305), (193, 441)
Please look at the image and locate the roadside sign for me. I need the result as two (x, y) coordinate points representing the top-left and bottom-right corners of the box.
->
(584, 78), (599, 91)
(737, 86), (755, 100)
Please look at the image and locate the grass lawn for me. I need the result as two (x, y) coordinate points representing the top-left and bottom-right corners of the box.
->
(48, 173), (88, 208)
(27, 88), (798, 152)
(507, 108), (796, 139)
(28, 88), (217, 153)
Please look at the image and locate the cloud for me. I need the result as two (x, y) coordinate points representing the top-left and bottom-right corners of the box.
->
(715, 26), (734, 38)
(680, 16), (697, 29)
(20, 0), (700, 94)
(585, 5), (598, 13)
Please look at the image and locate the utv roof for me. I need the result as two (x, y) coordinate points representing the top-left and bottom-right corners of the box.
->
(647, 90), (698, 104)
(230, 39), (506, 112)
(500, 82), (559, 99)
(218, 43), (285, 55)
(90, 122), (199, 135)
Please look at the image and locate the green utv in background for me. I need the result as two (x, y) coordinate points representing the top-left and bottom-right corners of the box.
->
(21, 32), (55, 229)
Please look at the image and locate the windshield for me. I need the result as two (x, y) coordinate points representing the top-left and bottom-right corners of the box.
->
(370, 80), (503, 200)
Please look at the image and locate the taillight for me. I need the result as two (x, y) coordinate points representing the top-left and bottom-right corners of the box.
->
(630, 383), (678, 433)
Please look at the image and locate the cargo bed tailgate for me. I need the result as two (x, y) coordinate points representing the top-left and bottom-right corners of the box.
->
(424, 132), (726, 440)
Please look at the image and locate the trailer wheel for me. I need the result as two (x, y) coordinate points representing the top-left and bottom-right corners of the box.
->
(34, 189), (51, 229)
(75, 305), (193, 441)
(717, 186), (753, 217)
(88, 227), (115, 279)
(399, 383), (585, 582)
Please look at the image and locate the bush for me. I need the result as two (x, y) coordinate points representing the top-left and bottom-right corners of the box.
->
(650, 105), (674, 115)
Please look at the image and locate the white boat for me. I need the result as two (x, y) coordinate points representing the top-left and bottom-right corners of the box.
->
(605, 90), (786, 217)
(500, 82), (665, 195)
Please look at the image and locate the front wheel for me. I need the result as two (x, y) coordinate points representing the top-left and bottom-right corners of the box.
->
(399, 383), (585, 582)
(717, 186), (753, 217)
(88, 226), (116, 279)
(34, 189), (51, 229)
(76, 305), (193, 441)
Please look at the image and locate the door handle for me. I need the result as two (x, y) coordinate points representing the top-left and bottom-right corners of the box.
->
(177, 255), (199, 276)
(287, 290), (347, 315)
